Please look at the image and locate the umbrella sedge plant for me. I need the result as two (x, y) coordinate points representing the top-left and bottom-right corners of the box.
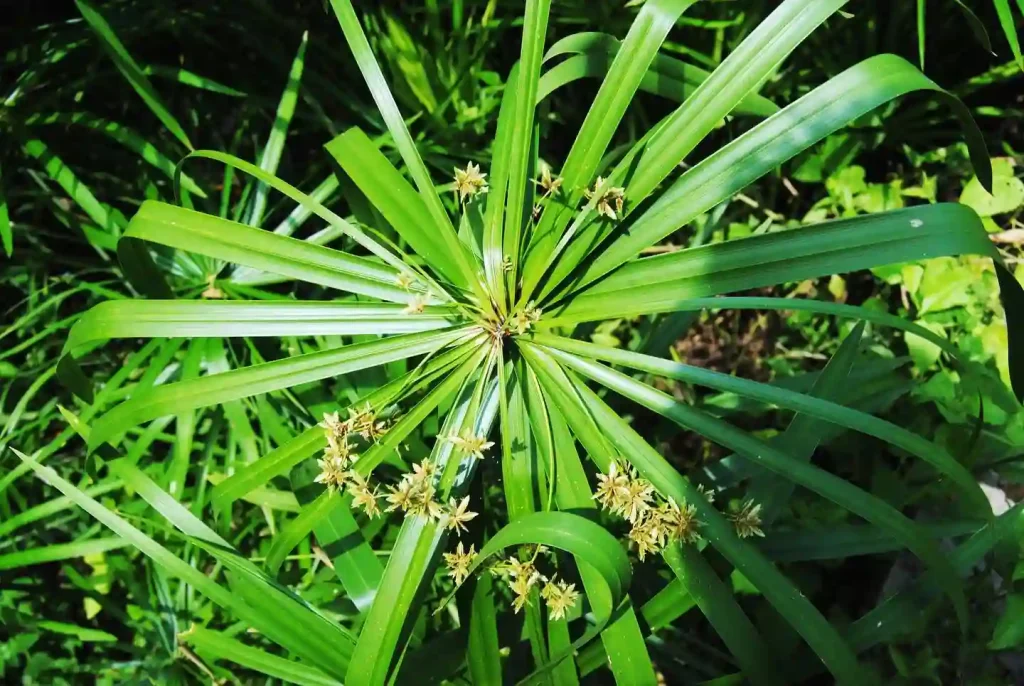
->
(20, 0), (1024, 683)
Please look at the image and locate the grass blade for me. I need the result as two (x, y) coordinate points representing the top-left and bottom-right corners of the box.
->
(520, 347), (868, 683)
(247, 32), (307, 228)
(181, 625), (343, 686)
(75, 0), (192, 148)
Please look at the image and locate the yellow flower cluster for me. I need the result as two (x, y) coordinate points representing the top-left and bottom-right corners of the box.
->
(594, 461), (765, 560)
(485, 552), (579, 619)
(313, 406), (392, 518)
(384, 458), (480, 536)
(594, 461), (703, 560)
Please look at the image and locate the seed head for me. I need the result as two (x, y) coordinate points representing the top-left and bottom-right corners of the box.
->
(404, 294), (428, 315)
(628, 514), (665, 561)
(585, 176), (625, 220)
(536, 166), (563, 196)
(729, 499), (765, 539)
(656, 498), (702, 544)
(314, 456), (348, 491)
(347, 472), (381, 518)
(541, 578), (579, 620)
(444, 432), (495, 460)
(443, 496), (478, 535)
(454, 162), (489, 204)
(443, 542), (477, 585)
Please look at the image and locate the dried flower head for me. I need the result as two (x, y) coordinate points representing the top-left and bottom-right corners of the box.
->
(443, 542), (477, 585)
(443, 496), (478, 535)
(314, 456), (348, 491)
(585, 176), (625, 220)
(536, 166), (563, 196)
(319, 411), (347, 437)
(454, 162), (489, 203)
(628, 514), (665, 561)
(657, 498), (702, 544)
(385, 460), (444, 520)
(729, 499), (765, 539)
(444, 432), (495, 460)
(347, 472), (381, 518)
(404, 294), (428, 315)
(593, 461), (631, 512)
(541, 578), (580, 620)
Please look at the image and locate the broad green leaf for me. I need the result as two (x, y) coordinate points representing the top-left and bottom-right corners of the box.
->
(181, 625), (342, 686)
(87, 327), (475, 450)
(75, 0), (192, 148)
(247, 32), (308, 228)
(467, 575), (503, 685)
(520, 348), (868, 684)
(501, 0), (551, 294)
(523, 368), (657, 685)
(552, 204), (1024, 400)
(61, 300), (460, 399)
(662, 544), (781, 685)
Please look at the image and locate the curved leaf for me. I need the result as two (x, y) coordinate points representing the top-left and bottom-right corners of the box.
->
(564, 53), (992, 293)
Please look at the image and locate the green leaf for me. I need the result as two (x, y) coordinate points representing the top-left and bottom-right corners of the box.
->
(61, 300), (460, 395)
(552, 203), (1024, 402)
(75, 0), (192, 148)
(21, 136), (125, 234)
(558, 54), (992, 296)
(143, 65), (247, 96)
(0, 537), (128, 571)
(467, 575), (503, 685)
(25, 112), (205, 196)
(120, 200), (416, 303)
(265, 490), (341, 574)
(960, 157), (1024, 217)
(519, 0), (700, 301)
(181, 625), (343, 686)
(993, 0), (1024, 69)
(530, 331), (990, 515)
(545, 348), (970, 634)
(248, 31), (308, 228)
(520, 348), (867, 684)
(347, 375), (497, 686)
(87, 327), (475, 450)
(327, 0), (482, 297)
(325, 128), (467, 287)
(523, 368), (657, 685)
(538, 32), (777, 116)
(662, 544), (781, 685)
(501, 0), (551, 294)
(0, 161), (9, 256)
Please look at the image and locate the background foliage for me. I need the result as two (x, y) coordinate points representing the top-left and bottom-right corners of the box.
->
(2, 1), (1024, 684)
